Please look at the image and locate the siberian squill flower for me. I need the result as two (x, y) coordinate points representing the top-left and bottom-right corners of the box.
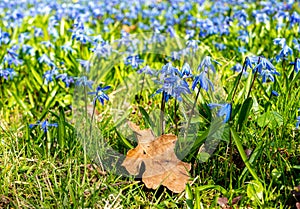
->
(29, 119), (58, 133)
(75, 76), (94, 89)
(208, 103), (232, 123)
(290, 58), (300, 73)
(43, 68), (58, 85)
(273, 38), (293, 62)
(296, 116), (300, 129)
(124, 55), (144, 69)
(192, 71), (214, 92)
(197, 56), (221, 73)
(56, 73), (74, 87)
(155, 74), (191, 102)
(88, 85), (111, 105)
(137, 65), (155, 75)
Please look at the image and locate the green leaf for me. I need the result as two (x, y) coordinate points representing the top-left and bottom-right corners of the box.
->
(138, 106), (155, 129)
(196, 185), (228, 196)
(57, 107), (66, 149)
(230, 128), (261, 182)
(246, 180), (263, 201)
(237, 97), (253, 131)
(257, 111), (283, 129)
(185, 184), (194, 209)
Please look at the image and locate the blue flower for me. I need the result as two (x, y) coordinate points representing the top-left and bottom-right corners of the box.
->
(296, 116), (300, 129)
(34, 27), (44, 38)
(155, 75), (191, 102)
(88, 85), (111, 105)
(208, 103), (232, 123)
(38, 54), (55, 67)
(166, 26), (176, 37)
(18, 32), (31, 43)
(293, 38), (300, 52)
(271, 90), (279, 97)
(186, 40), (200, 53)
(231, 63), (243, 72)
(290, 11), (300, 27)
(124, 55), (144, 69)
(237, 30), (249, 43)
(197, 56), (221, 73)
(3, 47), (23, 66)
(22, 44), (35, 56)
(0, 29), (10, 45)
(0, 68), (17, 80)
(159, 62), (182, 79)
(61, 43), (74, 53)
(273, 38), (286, 47)
(29, 119), (58, 133)
(254, 57), (280, 83)
(275, 45), (293, 62)
(290, 58), (300, 73)
(56, 73), (74, 87)
(75, 76), (94, 89)
(41, 41), (55, 48)
(192, 71), (214, 92)
(181, 63), (193, 78)
(137, 65), (156, 75)
(245, 56), (259, 71)
(214, 42), (226, 51)
(78, 59), (91, 72)
(170, 51), (182, 61)
(43, 68), (58, 85)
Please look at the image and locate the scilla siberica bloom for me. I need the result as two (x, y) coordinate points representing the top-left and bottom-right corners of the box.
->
(290, 58), (300, 73)
(254, 57), (280, 83)
(155, 75), (191, 102)
(88, 85), (111, 105)
(29, 119), (58, 133)
(124, 55), (144, 69)
(208, 103), (232, 123)
(273, 38), (293, 62)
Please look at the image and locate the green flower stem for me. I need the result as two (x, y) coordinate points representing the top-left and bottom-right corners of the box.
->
(160, 92), (166, 135)
(246, 57), (261, 99)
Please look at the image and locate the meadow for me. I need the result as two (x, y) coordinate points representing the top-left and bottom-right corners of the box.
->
(0, 0), (300, 208)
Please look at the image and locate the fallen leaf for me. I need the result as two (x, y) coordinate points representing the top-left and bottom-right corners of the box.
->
(122, 24), (136, 33)
(122, 122), (191, 193)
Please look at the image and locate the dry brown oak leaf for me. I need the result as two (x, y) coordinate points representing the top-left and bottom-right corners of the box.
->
(122, 122), (191, 193)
